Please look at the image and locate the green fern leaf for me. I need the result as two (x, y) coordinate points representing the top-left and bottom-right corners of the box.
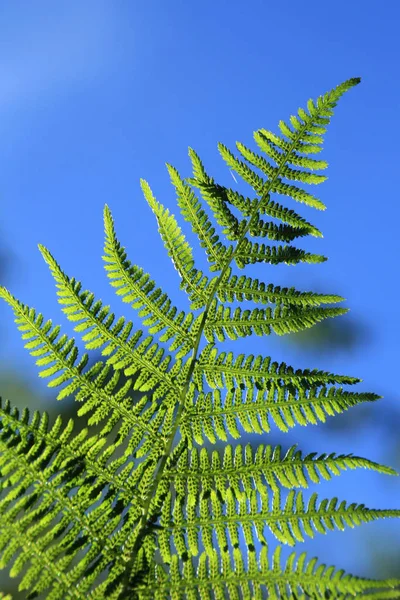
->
(140, 179), (213, 310)
(169, 444), (397, 497)
(140, 180), (195, 275)
(145, 546), (400, 599)
(217, 268), (345, 306)
(219, 142), (326, 211)
(194, 344), (362, 391)
(0, 399), (158, 600)
(254, 128), (327, 170)
(247, 218), (311, 243)
(167, 163), (232, 271)
(205, 180), (323, 239)
(1, 76), (399, 599)
(187, 147), (241, 240)
(0, 287), (172, 450)
(32, 247), (186, 396)
(234, 238), (327, 269)
(183, 385), (380, 442)
(204, 299), (347, 342)
(101, 206), (201, 357)
(161, 487), (400, 554)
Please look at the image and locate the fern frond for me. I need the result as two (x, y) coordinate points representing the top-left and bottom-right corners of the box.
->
(214, 183), (323, 238)
(218, 79), (361, 248)
(204, 298), (347, 342)
(187, 147), (241, 240)
(0, 287), (172, 451)
(140, 180), (195, 276)
(258, 194), (323, 236)
(194, 345), (362, 391)
(101, 206), (202, 357)
(0, 399), (158, 599)
(238, 141), (328, 185)
(217, 269), (345, 307)
(2, 76), (397, 599)
(167, 164), (232, 271)
(0, 398), (150, 509)
(140, 180), (212, 310)
(254, 129), (328, 170)
(234, 238), (326, 269)
(146, 546), (400, 600)
(247, 218), (311, 243)
(29, 251), (187, 405)
(183, 385), (380, 442)
(161, 487), (400, 555)
(169, 444), (397, 497)
(219, 143), (326, 210)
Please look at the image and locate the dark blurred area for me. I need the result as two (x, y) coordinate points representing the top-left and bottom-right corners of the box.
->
(284, 312), (370, 356)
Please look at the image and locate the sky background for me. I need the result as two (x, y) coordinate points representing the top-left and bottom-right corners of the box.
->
(0, 0), (399, 589)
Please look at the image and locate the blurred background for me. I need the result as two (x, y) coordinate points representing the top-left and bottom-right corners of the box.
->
(0, 0), (399, 596)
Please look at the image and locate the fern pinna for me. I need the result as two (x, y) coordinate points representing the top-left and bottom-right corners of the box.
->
(0, 77), (399, 599)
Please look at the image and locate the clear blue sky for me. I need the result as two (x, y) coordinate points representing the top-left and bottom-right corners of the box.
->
(0, 0), (399, 581)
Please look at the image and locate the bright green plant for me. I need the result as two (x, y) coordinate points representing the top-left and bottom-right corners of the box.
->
(1, 77), (399, 599)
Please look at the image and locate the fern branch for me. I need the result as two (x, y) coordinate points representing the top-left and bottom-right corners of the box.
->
(140, 180), (195, 277)
(194, 345), (362, 391)
(0, 409), (114, 598)
(0, 287), (168, 452)
(254, 129), (328, 170)
(219, 184), (323, 237)
(204, 299), (347, 342)
(102, 205), (201, 358)
(145, 546), (400, 599)
(217, 269), (345, 306)
(140, 180), (213, 310)
(187, 147), (241, 240)
(167, 164), (231, 271)
(161, 488), (400, 556)
(0, 398), (165, 599)
(39, 245), (183, 395)
(247, 218), (311, 243)
(182, 385), (380, 442)
(234, 239), (327, 269)
(168, 444), (397, 496)
(219, 142), (326, 211)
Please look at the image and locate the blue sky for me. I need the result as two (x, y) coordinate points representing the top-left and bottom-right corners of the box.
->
(0, 0), (399, 583)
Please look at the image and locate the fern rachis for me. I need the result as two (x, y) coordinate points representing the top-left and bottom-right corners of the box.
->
(0, 77), (399, 599)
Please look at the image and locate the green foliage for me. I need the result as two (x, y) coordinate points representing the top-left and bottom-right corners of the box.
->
(1, 77), (399, 599)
